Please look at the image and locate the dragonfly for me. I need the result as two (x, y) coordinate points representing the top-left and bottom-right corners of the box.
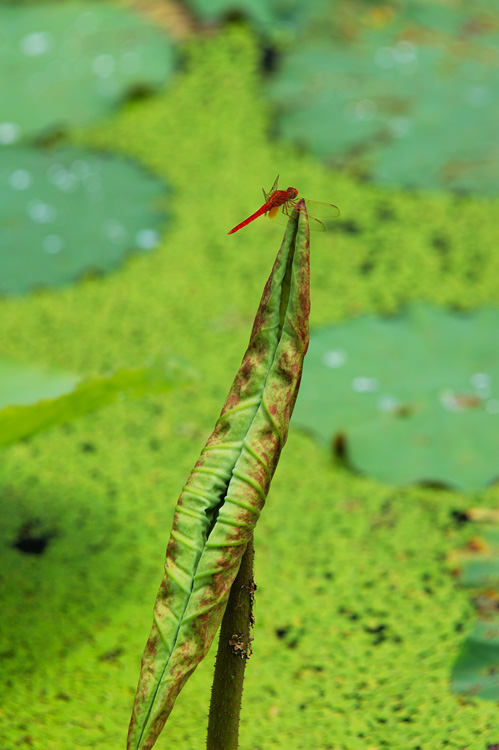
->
(227, 175), (340, 235)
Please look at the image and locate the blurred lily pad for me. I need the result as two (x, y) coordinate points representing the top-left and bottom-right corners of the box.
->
(184, 0), (275, 28)
(267, 5), (499, 193)
(184, 0), (499, 192)
(292, 303), (499, 490)
(450, 525), (499, 700)
(0, 2), (176, 143)
(0, 355), (196, 449)
(450, 527), (499, 588)
(183, 0), (329, 38)
(0, 358), (78, 409)
(0, 145), (168, 294)
(452, 622), (499, 700)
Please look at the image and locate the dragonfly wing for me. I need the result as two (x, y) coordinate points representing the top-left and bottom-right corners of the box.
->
(308, 216), (326, 232)
(266, 203), (324, 232)
(303, 199), (340, 219)
(263, 174), (279, 201)
(267, 203), (290, 227)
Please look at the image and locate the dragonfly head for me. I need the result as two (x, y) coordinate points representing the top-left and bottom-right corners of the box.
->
(287, 187), (298, 199)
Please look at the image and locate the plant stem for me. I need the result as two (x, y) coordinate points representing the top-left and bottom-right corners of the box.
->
(206, 534), (256, 750)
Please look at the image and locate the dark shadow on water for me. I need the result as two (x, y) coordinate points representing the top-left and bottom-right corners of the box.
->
(0, 477), (142, 685)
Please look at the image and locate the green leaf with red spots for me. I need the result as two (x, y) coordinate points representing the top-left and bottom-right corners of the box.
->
(127, 206), (311, 750)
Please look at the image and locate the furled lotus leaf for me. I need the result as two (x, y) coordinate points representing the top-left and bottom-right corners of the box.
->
(0, 2), (176, 142)
(292, 303), (499, 490)
(0, 145), (169, 294)
(127, 205), (310, 750)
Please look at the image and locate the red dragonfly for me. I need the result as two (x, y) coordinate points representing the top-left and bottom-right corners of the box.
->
(228, 175), (340, 235)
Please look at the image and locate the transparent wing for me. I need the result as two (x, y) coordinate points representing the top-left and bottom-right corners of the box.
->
(262, 174), (279, 201)
(303, 199), (340, 219)
(267, 203), (326, 232)
(308, 216), (327, 231)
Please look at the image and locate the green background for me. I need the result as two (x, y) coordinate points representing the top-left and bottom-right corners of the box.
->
(1, 7), (498, 750)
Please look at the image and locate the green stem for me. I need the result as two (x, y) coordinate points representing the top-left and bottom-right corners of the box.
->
(206, 535), (256, 750)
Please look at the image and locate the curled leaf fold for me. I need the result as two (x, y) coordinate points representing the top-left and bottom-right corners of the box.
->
(128, 204), (310, 750)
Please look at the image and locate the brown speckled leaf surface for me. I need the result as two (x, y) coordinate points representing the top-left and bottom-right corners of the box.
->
(127, 203), (310, 750)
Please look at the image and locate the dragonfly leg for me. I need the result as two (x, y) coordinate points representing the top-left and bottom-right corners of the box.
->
(282, 200), (297, 216)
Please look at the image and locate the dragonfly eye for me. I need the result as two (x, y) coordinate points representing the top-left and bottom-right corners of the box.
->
(287, 187), (298, 198)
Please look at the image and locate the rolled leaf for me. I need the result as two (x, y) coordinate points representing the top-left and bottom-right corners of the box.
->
(128, 203), (311, 750)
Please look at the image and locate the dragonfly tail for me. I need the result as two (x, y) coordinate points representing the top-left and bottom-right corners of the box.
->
(228, 204), (270, 235)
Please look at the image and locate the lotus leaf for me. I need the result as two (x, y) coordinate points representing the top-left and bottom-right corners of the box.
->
(0, 355), (194, 449)
(128, 206), (310, 750)
(292, 303), (499, 490)
(0, 2), (176, 142)
(268, 6), (499, 192)
(183, 0), (329, 37)
(451, 526), (499, 700)
(0, 357), (78, 409)
(452, 623), (499, 700)
(0, 145), (169, 294)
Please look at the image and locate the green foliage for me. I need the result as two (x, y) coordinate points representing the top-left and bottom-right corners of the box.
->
(267, 5), (499, 192)
(128, 208), (310, 750)
(0, 355), (194, 449)
(451, 523), (499, 699)
(0, 1), (176, 142)
(0, 145), (169, 294)
(1, 25), (499, 750)
(293, 303), (499, 490)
